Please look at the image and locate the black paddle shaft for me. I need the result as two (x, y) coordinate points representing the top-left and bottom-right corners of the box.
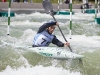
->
(42, 0), (73, 52)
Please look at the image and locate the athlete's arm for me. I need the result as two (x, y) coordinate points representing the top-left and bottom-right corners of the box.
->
(52, 35), (64, 47)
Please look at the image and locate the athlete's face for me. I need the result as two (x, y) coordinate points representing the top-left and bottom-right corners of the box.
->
(48, 25), (56, 34)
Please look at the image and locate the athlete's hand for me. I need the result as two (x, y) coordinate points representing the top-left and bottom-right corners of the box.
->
(64, 42), (70, 47)
(56, 22), (59, 26)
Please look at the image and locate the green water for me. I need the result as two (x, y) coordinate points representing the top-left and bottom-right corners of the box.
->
(0, 13), (100, 75)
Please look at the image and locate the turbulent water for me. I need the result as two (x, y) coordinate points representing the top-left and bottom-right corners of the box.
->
(0, 11), (100, 75)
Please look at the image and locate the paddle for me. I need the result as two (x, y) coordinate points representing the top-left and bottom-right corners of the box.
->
(42, 0), (73, 52)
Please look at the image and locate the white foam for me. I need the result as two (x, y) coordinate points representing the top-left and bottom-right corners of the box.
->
(0, 65), (81, 75)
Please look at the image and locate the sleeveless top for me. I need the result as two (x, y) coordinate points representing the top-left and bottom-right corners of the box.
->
(33, 30), (54, 46)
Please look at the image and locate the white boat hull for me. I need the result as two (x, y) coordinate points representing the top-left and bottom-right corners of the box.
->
(25, 47), (84, 59)
(2, 41), (84, 60)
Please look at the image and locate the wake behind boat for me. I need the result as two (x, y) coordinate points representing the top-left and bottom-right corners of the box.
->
(2, 41), (84, 60)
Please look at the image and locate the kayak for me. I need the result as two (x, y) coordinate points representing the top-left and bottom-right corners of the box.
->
(17, 46), (84, 60)
(2, 41), (84, 60)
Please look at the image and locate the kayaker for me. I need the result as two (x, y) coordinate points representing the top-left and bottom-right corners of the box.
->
(32, 20), (70, 47)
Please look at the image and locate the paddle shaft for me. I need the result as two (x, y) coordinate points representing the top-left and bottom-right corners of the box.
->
(51, 15), (73, 52)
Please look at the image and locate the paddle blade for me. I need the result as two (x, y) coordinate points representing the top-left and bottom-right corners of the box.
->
(42, 0), (55, 15)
